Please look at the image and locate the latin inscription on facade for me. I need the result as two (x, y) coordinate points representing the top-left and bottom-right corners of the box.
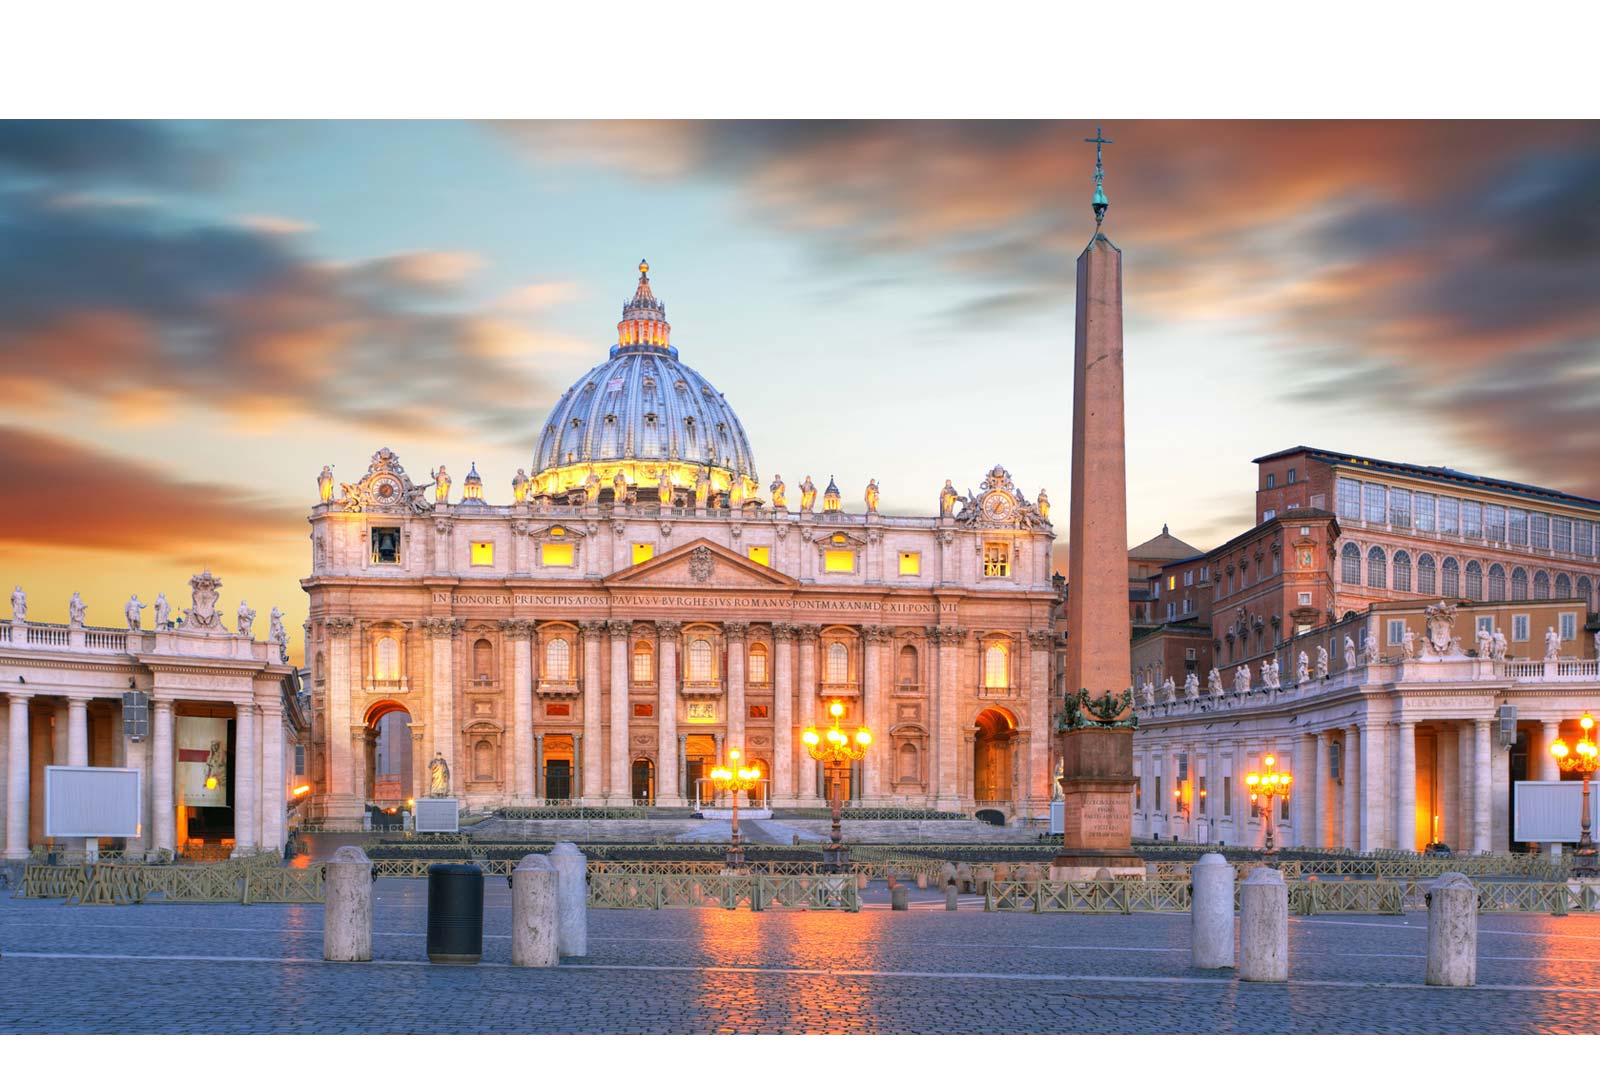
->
(435, 591), (938, 612)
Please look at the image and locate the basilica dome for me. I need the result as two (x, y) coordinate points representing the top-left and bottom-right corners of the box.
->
(530, 261), (759, 503)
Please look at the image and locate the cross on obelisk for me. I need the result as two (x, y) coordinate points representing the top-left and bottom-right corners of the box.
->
(1052, 125), (1141, 881)
(1084, 126), (1112, 227)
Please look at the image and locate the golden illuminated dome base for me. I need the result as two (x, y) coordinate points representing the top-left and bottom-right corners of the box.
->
(532, 460), (759, 502)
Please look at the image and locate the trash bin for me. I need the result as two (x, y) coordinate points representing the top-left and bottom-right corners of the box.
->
(426, 863), (484, 964)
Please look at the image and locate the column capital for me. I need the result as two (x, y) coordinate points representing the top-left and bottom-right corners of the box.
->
(861, 624), (891, 645)
(502, 619), (538, 640)
(324, 616), (356, 635)
(579, 620), (607, 639)
(422, 616), (461, 638)
(771, 622), (797, 641)
(607, 619), (632, 639)
(656, 620), (682, 640)
(795, 623), (821, 640)
(722, 621), (749, 642)
(1028, 629), (1055, 650)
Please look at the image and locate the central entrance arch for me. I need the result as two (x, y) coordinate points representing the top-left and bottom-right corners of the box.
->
(973, 706), (1017, 804)
(363, 700), (414, 811)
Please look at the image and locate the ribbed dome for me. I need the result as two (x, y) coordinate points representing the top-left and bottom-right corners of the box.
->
(530, 262), (759, 500)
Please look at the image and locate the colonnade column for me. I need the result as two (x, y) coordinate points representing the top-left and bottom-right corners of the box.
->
(67, 696), (89, 767)
(725, 623), (748, 757)
(607, 621), (631, 803)
(424, 617), (458, 801)
(1027, 630), (1052, 815)
(350, 726), (369, 810)
(1294, 733), (1316, 848)
(1315, 732), (1333, 848)
(1395, 720), (1417, 853)
(324, 618), (355, 808)
(260, 699), (285, 853)
(933, 625), (965, 810)
(1359, 722), (1386, 852)
(1539, 720), (1561, 781)
(1436, 725), (1458, 850)
(1341, 725), (1359, 851)
(1456, 723), (1474, 854)
(580, 622), (604, 803)
(232, 703), (258, 855)
(796, 625), (820, 804)
(1472, 719), (1492, 854)
(771, 624), (795, 803)
(507, 621), (535, 803)
(860, 625), (885, 804)
(4, 692), (28, 860)
(655, 622), (680, 805)
(153, 698), (176, 856)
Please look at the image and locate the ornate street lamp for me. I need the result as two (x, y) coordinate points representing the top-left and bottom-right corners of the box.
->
(1551, 714), (1598, 878)
(708, 747), (762, 869)
(1246, 754), (1292, 859)
(803, 699), (872, 872)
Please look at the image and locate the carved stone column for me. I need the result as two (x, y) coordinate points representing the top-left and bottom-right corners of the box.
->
(423, 617), (460, 802)
(607, 620), (631, 803)
(1395, 720), (1417, 852)
(861, 625), (889, 803)
(67, 696), (89, 767)
(260, 698), (285, 853)
(1027, 629), (1053, 815)
(1472, 719), (1492, 854)
(409, 722), (428, 805)
(937, 529), (956, 586)
(151, 698), (175, 856)
(1316, 732), (1334, 849)
(1360, 720), (1388, 852)
(795, 624), (820, 803)
(933, 624), (967, 809)
(579, 621), (605, 804)
(724, 622), (748, 754)
(771, 623), (795, 803)
(655, 622), (681, 805)
(324, 616), (356, 820)
(4, 692), (30, 860)
(505, 620), (536, 803)
(1343, 725), (1361, 850)
(232, 702), (258, 855)
(350, 725), (369, 810)
(1294, 733), (1316, 848)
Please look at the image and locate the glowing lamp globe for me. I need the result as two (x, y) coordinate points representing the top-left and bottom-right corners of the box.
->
(856, 729), (872, 747)
(802, 729), (819, 746)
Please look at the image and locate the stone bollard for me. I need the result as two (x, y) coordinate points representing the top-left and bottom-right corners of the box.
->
(323, 846), (373, 962)
(550, 842), (588, 959)
(941, 861), (957, 889)
(955, 862), (973, 892)
(945, 883), (959, 910)
(975, 865), (995, 894)
(857, 871), (870, 891)
(1190, 852), (1236, 970)
(1238, 867), (1288, 982)
(916, 871), (928, 890)
(511, 854), (559, 968)
(891, 884), (909, 911)
(1425, 872), (1477, 987)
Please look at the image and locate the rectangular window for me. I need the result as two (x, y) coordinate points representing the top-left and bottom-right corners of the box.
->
(1223, 776), (1232, 817)
(1298, 591), (1312, 606)
(631, 542), (655, 566)
(1437, 496), (1459, 535)
(898, 551), (921, 576)
(1476, 615), (1494, 636)
(1167, 575), (1177, 590)
(1484, 504), (1506, 542)
(546, 703), (570, 717)
(1182, 598), (1193, 614)
(470, 541), (494, 566)
(1554, 517), (1573, 554)
(294, 744), (306, 776)
(1577, 520), (1595, 558)
(371, 526), (401, 564)
(632, 703), (654, 718)
(541, 542), (574, 567)
(1414, 492), (1436, 532)
(1198, 775), (1208, 814)
(1184, 570), (1194, 587)
(1288, 468), (1297, 484)
(1462, 500), (1483, 539)
(747, 646), (769, 684)
(1388, 619), (1405, 646)
(1263, 508), (1276, 521)
(747, 545), (771, 567)
(1362, 483), (1387, 524)
(632, 644), (653, 683)
(747, 704), (769, 719)
(982, 542), (1011, 578)
(1266, 472), (1277, 489)
(1388, 487), (1412, 528)
(1154, 776), (1162, 813)
(1508, 508), (1529, 544)
(823, 548), (855, 573)
(1513, 614), (1530, 643)
(1530, 512), (1550, 549)
(1560, 612), (1577, 641)
(1167, 603), (1176, 620)
(1337, 478), (1361, 520)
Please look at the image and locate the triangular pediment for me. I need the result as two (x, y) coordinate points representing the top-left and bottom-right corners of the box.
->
(604, 537), (798, 590)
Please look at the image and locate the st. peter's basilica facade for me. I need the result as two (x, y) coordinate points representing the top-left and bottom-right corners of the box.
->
(303, 263), (1060, 828)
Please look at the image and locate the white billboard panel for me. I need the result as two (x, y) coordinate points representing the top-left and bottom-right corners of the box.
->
(44, 766), (143, 838)
(413, 797), (460, 833)
(1513, 780), (1583, 843)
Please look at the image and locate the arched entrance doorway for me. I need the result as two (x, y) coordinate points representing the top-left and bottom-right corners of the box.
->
(364, 701), (414, 817)
(631, 757), (655, 804)
(973, 706), (1017, 804)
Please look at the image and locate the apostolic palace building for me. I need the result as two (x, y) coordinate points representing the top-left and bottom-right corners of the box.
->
(302, 263), (1061, 828)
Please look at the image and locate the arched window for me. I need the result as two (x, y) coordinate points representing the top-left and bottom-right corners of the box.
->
(472, 637), (492, 680)
(1533, 570), (1551, 600)
(1488, 564), (1506, 600)
(1511, 567), (1529, 601)
(897, 741), (920, 782)
(747, 642), (770, 685)
(1392, 550), (1412, 592)
(825, 641), (849, 684)
(375, 638), (400, 682)
(474, 739), (495, 780)
(630, 757), (655, 803)
(1341, 543), (1362, 585)
(545, 637), (572, 680)
(687, 638), (713, 682)
(632, 640), (653, 683)
(1578, 575), (1593, 611)
(1367, 546), (1387, 589)
(1417, 553), (1436, 596)
(984, 641), (1010, 688)
(1556, 573), (1572, 599)
(1457, 559), (1473, 599)
(898, 644), (919, 687)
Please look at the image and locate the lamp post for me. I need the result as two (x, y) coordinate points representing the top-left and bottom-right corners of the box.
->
(708, 746), (762, 869)
(1246, 754), (1292, 860)
(1551, 714), (1598, 878)
(802, 698), (872, 872)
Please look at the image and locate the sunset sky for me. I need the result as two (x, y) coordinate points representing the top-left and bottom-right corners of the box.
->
(4, 120), (1598, 661)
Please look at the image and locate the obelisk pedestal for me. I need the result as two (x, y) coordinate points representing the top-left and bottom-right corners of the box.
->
(1051, 179), (1143, 882)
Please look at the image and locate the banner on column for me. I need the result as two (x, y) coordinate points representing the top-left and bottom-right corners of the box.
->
(177, 716), (229, 808)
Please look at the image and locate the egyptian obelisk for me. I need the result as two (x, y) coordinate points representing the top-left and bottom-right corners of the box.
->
(1052, 128), (1143, 879)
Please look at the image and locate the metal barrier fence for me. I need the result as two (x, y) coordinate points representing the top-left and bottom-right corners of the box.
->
(587, 872), (859, 911)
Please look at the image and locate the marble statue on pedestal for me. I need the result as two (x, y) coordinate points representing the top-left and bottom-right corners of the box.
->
(865, 478), (880, 513)
(153, 593), (171, 629)
(799, 476), (817, 513)
(1233, 664), (1252, 697)
(1161, 676), (1176, 704)
(1545, 626), (1562, 661)
(1344, 634), (1358, 671)
(237, 601), (256, 638)
(1401, 626), (1417, 659)
(124, 594), (145, 631)
(1184, 672), (1199, 700)
(939, 479), (958, 517)
(269, 607), (288, 659)
(1360, 627), (1377, 665)
(1036, 488), (1050, 521)
(1316, 646), (1329, 679)
(1476, 626), (1494, 659)
(1492, 628), (1508, 662)
(68, 591), (86, 628)
(694, 466), (711, 509)
(657, 470), (672, 506)
(431, 465), (450, 503)
(11, 585), (25, 623)
(769, 474), (786, 510)
(429, 752), (451, 797)
(1141, 679), (1156, 708)
(1296, 650), (1310, 685)
(1207, 667), (1224, 698)
(512, 468), (528, 503)
(318, 465), (334, 503)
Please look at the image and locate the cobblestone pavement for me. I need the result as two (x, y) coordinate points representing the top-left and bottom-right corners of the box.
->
(3, 879), (1600, 1034)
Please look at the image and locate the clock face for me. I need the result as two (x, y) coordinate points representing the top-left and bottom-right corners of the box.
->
(982, 492), (1015, 521)
(372, 475), (402, 502)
